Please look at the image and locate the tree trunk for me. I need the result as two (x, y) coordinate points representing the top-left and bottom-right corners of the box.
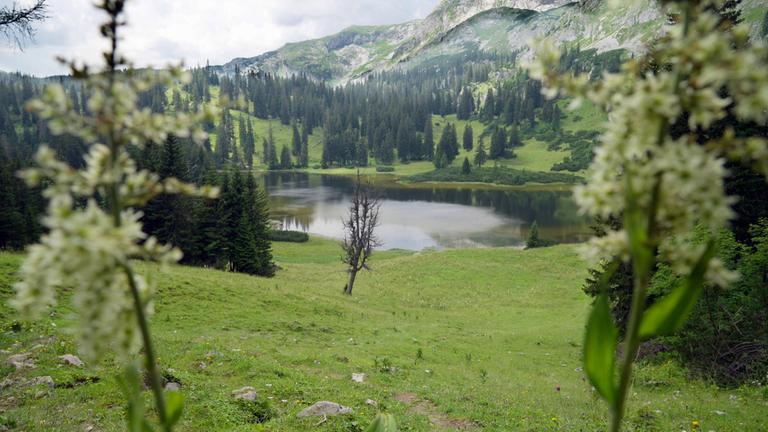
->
(345, 269), (357, 295)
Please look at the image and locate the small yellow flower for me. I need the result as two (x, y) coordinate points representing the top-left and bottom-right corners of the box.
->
(692, 420), (701, 430)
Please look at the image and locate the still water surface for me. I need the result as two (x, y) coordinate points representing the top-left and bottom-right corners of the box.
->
(263, 172), (591, 250)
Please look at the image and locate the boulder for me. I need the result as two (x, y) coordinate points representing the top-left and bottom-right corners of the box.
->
(7, 353), (34, 370)
(297, 401), (353, 418)
(28, 376), (55, 388)
(59, 354), (84, 367)
(164, 382), (181, 392)
(351, 373), (365, 383)
(231, 386), (258, 401)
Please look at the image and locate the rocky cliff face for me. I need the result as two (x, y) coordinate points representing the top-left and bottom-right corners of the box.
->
(217, 0), (765, 84)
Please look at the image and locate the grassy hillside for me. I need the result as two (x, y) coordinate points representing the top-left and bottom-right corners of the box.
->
(207, 81), (593, 178)
(1, 239), (766, 431)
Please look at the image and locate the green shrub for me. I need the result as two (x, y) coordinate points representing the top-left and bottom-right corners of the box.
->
(409, 167), (581, 186)
(269, 230), (309, 243)
(235, 397), (275, 424)
(376, 166), (395, 173)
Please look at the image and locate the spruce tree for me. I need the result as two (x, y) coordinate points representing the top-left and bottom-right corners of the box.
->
(0, 157), (26, 250)
(526, 220), (541, 249)
(423, 117), (434, 160)
(243, 116), (254, 168)
(463, 124), (473, 151)
(246, 173), (275, 276)
(507, 124), (522, 148)
(438, 123), (459, 163)
(474, 139), (488, 167)
(461, 157), (471, 175)
(490, 127), (507, 159)
(190, 170), (223, 266)
(299, 124), (310, 167)
(433, 142), (448, 169)
(280, 145), (292, 169)
(457, 87), (474, 120)
(291, 122), (301, 156)
(267, 126), (278, 169)
(232, 212), (258, 274)
(481, 89), (495, 122)
(215, 108), (233, 166)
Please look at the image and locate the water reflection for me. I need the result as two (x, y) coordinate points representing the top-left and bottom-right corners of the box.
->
(262, 172), (591, 250)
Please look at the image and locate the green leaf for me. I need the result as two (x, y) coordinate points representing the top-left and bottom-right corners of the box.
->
(365, 414), (398, 432)
(117, 364), (147, 432)
(165, 391), (184, 428)
(638, 241), (716, 340)
(584, 294), (618, 404)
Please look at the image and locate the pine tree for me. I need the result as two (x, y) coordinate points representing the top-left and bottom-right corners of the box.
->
(474, 139), (488, 167)
(143, 135), (191, 250)
(507, 124), (522, 148)
(423, 117), (434, 160)
(526, 221), (541, 249)
(189, 172), (223, 267)
(457, 87), (474, 120)
(481, 89), (495, 122)
(247, 173), (275, 276)
(266, 125), (278, 169)
(438, 123), (459, 163)
(280, 145), (292, 169)
(461, 157), (471, 175)
(243, 116), (254, 168)
(299, 123), (309, 167)
(232, 211), (258, 274)
(262, 137), (271, 166)
(433, 144), (448, 169)
(462, 124), (473, 151)
(215, 108), (233, 166)
(291, 122), (301, 156)
(490, 127), (507, 159)
(0, 157), (26, 250)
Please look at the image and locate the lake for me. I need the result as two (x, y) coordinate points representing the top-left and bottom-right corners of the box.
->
(262, 172), (591, 250)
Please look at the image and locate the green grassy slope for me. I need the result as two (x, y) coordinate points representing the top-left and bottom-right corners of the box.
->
(208, 81), (595, 178)
(1, 240), (765, 431)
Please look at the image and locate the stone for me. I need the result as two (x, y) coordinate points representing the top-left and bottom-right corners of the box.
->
(231, 386), (258, 401)
(297, 401), (353, 418)
(7, 353), (34, 370)
(0, 377), (19, 389)
(351, 373), (365, 383)
(28, 376), (55, 388)
(164, 382), (181, 392)
(59, 354), (85, 367)
(365, 399), (378, 407)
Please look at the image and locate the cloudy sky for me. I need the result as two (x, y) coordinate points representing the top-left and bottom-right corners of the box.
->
(0, 0), (440, 76)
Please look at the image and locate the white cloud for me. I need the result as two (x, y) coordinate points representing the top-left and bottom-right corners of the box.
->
(0, 0), (439, 76)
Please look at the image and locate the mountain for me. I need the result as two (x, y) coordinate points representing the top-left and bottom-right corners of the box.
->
(220, 0), (765, 83)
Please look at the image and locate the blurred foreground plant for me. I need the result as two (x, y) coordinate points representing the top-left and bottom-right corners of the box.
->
(529, 0), (768, 430)
(11, 1), (217, 430)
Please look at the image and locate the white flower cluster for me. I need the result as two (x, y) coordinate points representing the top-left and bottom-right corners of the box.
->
(528, 0), (768, 286)
(13, 66), (218, 362)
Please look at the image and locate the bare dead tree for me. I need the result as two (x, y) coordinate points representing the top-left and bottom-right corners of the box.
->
(0, 0), (48, 48)
(341, 172), (381, 295)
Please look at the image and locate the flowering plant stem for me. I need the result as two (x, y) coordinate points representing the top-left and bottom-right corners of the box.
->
(123, 263), (170, 430)
(609, 5), (692, 431)
(101, 3), (168, 429)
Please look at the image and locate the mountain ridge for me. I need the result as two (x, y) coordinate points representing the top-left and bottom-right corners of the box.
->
(217, 0), (766, 83)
